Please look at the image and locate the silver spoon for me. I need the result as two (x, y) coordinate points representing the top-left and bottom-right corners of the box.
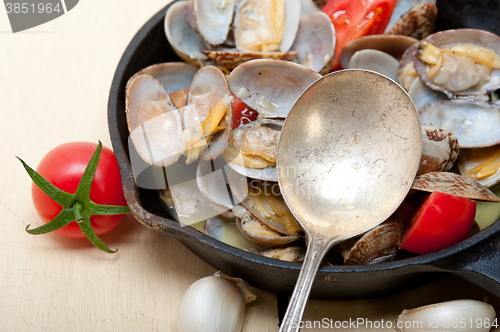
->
(277, 69), (421, 331)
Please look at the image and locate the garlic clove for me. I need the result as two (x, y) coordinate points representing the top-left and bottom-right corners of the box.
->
(396, 299), (497, 332)
(177, 272), (256, 332)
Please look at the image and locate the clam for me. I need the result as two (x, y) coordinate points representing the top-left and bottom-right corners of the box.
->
(125, 65), (232, 167)
(418, 100), (500, 149)
(411, 171), (500, 202)
(385, 3), (437, 39)
(289, 11), (336, 74)
(413, 29), (500, 100)
(225, 59), (321, 180)
(234, 205), (302, 246)
(191, 0), (236, 45)
(335, 222), (401, 265)
(400, 45), (449, 109)
(164, 1), (208, 67)
(458, 144), (500, 189)
(398, 44), (419, 91)
(260, 246), (305, 262)
(340, 34), (418, 70)
(418, 125), (460, 176)
(348, 49), (400, 82)
(229, 170), (303, 236)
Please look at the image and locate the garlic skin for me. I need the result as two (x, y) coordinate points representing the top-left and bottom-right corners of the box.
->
(177, 272), (256, 332)
(396, 299), (496, 332)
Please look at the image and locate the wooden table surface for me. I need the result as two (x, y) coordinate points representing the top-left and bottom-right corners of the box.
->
(1, 1), (499, 331)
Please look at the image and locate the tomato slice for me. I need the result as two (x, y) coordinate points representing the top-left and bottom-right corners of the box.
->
(399, 192), (476, 255)
(321, 0), (397, 70)
(232, 95), (258, 129)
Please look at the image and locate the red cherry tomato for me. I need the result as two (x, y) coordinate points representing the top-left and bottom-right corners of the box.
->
(232, 95), (258, 129)
(321, 0), (397, 70)
(399, 192), (476, 255)
(31, 142), (127, 238)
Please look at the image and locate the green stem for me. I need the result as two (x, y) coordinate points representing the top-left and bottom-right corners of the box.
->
(73, 202), (84, 223)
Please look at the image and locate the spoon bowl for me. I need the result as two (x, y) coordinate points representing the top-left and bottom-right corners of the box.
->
(277, 69), (421, 331)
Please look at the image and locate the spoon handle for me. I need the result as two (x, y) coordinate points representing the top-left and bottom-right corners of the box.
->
(279, 233), (336, 332)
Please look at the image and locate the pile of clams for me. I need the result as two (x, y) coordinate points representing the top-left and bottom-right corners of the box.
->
(124, 0), (500, 265)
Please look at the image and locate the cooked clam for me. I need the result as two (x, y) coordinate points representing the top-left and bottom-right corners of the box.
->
(336, 222), (401, 265)
(234, 205), (302, 246)
(229, 171), (303, 236)
(419, 100), (500, 148)
(411, 171), (500, 202)
(260, 246), (305, 262)
(192, 0), (236, 45)
(348, 49), (400, 82)
(164, 1), (208, 67)
(413, 29), (500, 99)
(289, 11), (336, 74)
(126, 65), (232, 167)
(340, 34), (418, 70)
(458, 144), (500, 189)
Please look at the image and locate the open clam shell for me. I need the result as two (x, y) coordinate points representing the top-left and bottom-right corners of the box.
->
(398, 44), (419, 91)
(348, 49), (400, 82)
(133, 62), (199, 94)
(125, 74), (183, 167)
(187, 65), (233, 161)
(339, 34), (418, 70)
(411, 171), (500, 202)
(458, 145), (500, 189)
(164, 1), (208, 67)
(126, 65), (232, 167)
(289, 11), (336, 74)
(412, 29), (500, 99)
(419, 100), (500, 148)
(229, 170), (303, 236)
(193, 0), (235, 45)
(233, 0), (301, 54)
(228, 59), (321, 118)
(235, 214), (302, 247)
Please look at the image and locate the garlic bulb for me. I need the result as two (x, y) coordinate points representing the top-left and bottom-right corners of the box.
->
(396, 299), (497, 332)
(177, 272), (256, 332)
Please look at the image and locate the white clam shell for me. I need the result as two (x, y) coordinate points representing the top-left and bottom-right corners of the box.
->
(194, 0), (236, 45)
(419, 100), (500, 148)
(164, 1), (208, 67)
(125, 74), (183, 167)
(228, 59), (321, 118)
(188, 65), (233, 160)
(348, 49), (400, 82)
(408, 77), (448, 111)
(289, 12), (336, 74)
(134, 62), (198, 94)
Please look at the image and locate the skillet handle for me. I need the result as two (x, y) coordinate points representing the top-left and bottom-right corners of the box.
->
(429, 234), (500, 297)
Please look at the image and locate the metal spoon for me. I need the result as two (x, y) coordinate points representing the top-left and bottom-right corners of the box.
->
(277, 69), (421, 331)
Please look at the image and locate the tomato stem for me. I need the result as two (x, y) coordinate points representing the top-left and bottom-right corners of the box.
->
(73, 202), (84, 223)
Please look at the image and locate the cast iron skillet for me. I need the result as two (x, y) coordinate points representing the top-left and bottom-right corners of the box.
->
(108, 0), (500, 300)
